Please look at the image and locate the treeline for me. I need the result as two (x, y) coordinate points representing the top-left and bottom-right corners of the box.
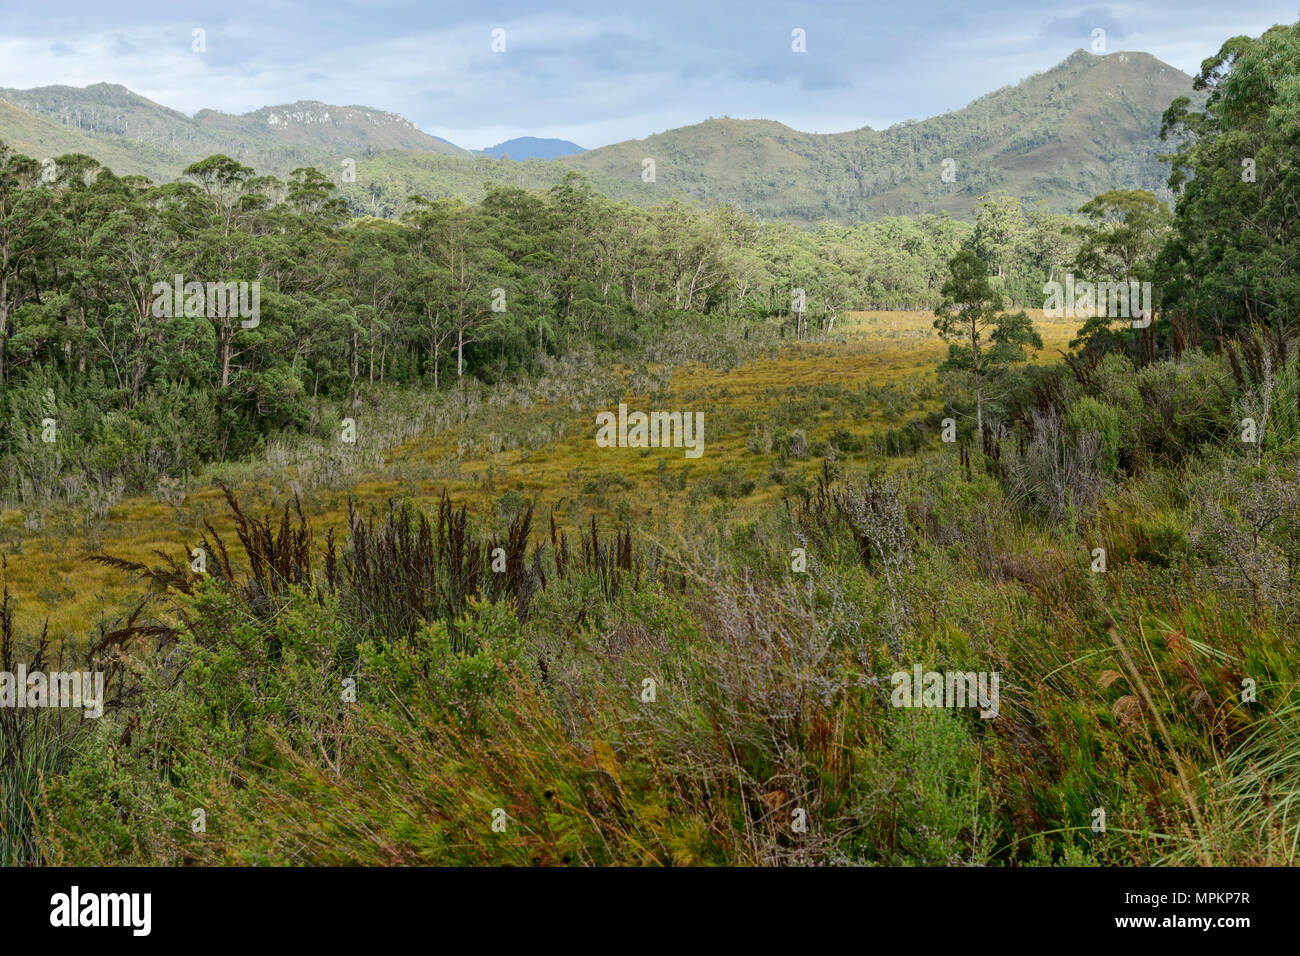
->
(0, 150), (984, 501)
(1, 14), (1295, 505)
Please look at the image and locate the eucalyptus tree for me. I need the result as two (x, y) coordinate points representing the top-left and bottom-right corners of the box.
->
(38, 155), (118, 377)
(340, 217), (408, 387)
(0, 142), (52, 385)
(934, 249), (1043, 444)
(404, 197), (508, 383)
(1068, 189), (1170, 359)
(86, 181), (182, 405)
(1158, 23), (1300, 340)
(972, 191), (1028, 281)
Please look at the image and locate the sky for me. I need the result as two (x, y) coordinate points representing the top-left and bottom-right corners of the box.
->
(0, 1), (1297, 150)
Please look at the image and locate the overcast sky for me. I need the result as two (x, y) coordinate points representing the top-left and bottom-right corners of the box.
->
(0, 1), (1296, 150)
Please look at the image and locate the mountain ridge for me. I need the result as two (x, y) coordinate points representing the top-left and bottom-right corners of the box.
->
(480, 136), (585, 159)
(551, 49), (1199, 220)
(0, 82), (466, 179)
(0, 49), (1200, 222)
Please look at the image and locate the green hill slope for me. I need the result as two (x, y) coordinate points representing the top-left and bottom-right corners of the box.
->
(555, 49), (1198, 220)
(0, 50), (1199, 222)
(0, 94), (176, 178)
(0, 83), (466, 182)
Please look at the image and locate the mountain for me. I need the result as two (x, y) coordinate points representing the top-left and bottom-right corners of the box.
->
(554, 49), (1198, 220)
(0, 92), (179, 180)
(192, 101), (468, 158)
(480, 137), (585, 160)
(0, 50), (1200, 222)
(0, 83), (466, 181)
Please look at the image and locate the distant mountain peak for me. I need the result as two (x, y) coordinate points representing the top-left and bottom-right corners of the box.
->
(260, 102), (420, 130)
(0, 49), (1202, 222)
(558, 49), (1199, 221)
(480, 136), (585, 160)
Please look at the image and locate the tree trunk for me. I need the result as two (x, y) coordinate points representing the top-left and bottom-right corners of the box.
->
(0, 275), (8, 385)
(972, 320), (982, 444)
(220, 325), (233, 389)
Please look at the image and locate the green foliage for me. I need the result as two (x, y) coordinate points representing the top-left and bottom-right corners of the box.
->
(934, 249), (1043, 440)
(865, 709), (996, 865)
(1065, 395), (1123, 478)
(1068, 189), (1171, 359)
(1158, 23), (1300, 343)
(13, 21), (1300, 869)
(0, 145), (993, 510)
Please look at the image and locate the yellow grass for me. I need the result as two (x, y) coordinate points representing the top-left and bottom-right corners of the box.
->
(1, 310), (1080, 639)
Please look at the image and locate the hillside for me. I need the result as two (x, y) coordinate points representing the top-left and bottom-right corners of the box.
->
(0, 83), (465, 181)
(0, 94), (178, 179)
(0, 50), (1197, 221)
(555, 49), (1197, 220)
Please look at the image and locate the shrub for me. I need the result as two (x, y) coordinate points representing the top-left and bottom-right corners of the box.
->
(1004, 407), (1107, 525)
(1135, 352), (1234, 465)
(1065, 395), (1123, 478)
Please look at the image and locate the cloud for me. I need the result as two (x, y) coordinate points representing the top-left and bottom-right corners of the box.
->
(739, 61), (853, 91)
(0, 0), (1295, 150)
(1041, 6), (1129, 43)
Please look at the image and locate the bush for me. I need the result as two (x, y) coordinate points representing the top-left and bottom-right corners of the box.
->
(1004, 407), (1107, 525)
(1065, 395), (1122, 478)
(1135, 352), (1234, 465)
(858, 708), (997, 865)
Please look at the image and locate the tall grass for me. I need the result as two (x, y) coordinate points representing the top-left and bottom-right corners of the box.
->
(12, 320), (1300, 867)
(0, 565), (83, 865)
